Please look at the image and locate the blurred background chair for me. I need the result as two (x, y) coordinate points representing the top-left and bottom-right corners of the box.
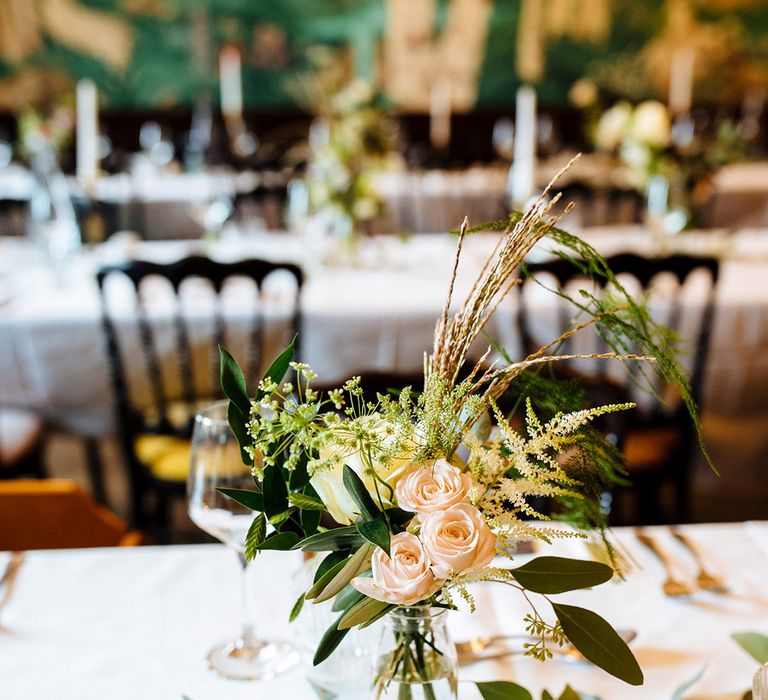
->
(0, 479), (142, 550)
(517, 252), (720, 524)
(95, 256), (303, 540)
(0, 407), (45, 480)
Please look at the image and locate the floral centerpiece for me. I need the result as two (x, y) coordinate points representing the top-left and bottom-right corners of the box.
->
(218, 163), (709, 698)
(293, 49), (397, 254)
(592, 100), (747, 230)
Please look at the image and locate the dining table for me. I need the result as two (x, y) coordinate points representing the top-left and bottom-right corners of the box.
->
(1, 521), (765, 699)
(3, 225), (768, 506)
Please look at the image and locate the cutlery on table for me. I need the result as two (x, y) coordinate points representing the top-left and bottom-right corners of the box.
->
(671, 528), (729, 593)
(635, 530), (696, 598)
(455, 629), (637, 666)
(0, 552), (25, 620)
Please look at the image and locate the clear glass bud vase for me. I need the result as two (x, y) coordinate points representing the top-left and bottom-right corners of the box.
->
(373, 606), (458, 700)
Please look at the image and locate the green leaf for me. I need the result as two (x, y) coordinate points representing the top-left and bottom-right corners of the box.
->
(313, 543), (373, 604)
(743, 692), (754, 700)
(342, 465), (380, 520)
(262, 463), (289, 520)
(313, 612), (350, 666)
(256, 336), (297, 400)
(475, 681), (534, 700)
(552, 603), (643, 686)
(331, 584), (366, 613)
(244, 513), (266, 561)
(268, 507), (296, 527)
(314, 551), (349, 584)
(288, 493), (326, 510)
(671, 665), (706, 700)
(356, 517), (391, 555)
(294, 526), (365, 552)
(733, 632), (768, 664)
(301, 505), (322, 537)
(306, 556), (351, 599)
(254, 531), (300, 551)
(358, 603), (395, 629)
(543, 692), (556, 700)
(226, 401), (253, 468)
(217, 487), (264, 512)
(289, 592), (305, 623)
(557, 687), (582, 700)
(510, 557), (613, 594)
(338, 596), (392, 630)
(219, 346), (250, 417)
(288, 450), (312, 491)
(384, 507), (414, 529)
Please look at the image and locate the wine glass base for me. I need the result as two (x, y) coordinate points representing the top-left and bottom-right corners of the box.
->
(207, 637), (299, 681)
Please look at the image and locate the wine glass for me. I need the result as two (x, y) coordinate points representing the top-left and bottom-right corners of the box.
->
(188, 400), (298, 680)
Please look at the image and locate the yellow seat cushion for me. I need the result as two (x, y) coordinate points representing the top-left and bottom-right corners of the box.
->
(134, 434), (191, 483)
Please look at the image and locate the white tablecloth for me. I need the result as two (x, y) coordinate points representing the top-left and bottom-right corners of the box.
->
(1, 522), (765, 699)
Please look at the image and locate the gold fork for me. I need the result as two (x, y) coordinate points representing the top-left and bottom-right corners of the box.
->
(0, 552), (25, 620)
(671, 528), (729, 593)
(636, 531), (695, 597)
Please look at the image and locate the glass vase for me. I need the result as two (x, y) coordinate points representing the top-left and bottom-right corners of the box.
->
(373, 606), (458, 700)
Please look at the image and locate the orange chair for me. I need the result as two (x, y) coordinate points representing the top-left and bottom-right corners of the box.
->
(0, 479), (143, 550)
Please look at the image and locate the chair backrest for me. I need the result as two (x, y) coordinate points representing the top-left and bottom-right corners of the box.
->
(95, 255), (303, 439)
(518, 252), (720, 410)
(0, 479), (141, 549)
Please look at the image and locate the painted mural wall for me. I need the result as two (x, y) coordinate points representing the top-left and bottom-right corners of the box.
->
(0, 0), (767, 112)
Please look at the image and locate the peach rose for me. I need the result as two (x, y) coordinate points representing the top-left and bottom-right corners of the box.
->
(351, 532), (441, 605)
(419, 503), (496, 579)
(395, 460), (472, 515)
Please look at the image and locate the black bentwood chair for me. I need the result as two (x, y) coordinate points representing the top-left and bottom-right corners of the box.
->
(96, 256), (303, 539)
(517, 252), (720, 524)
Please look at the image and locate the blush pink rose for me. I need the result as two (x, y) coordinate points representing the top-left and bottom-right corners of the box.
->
(351, 532), (441, 605)
(395, 460), (472, 515)
(419, 503), (496, 579)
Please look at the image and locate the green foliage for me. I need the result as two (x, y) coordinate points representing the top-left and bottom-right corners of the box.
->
(244, 513), (266, 562)
(356, 516), (391, 555)
(551, 603), (643, 686)
(289, 592), (305, 623)
(510, 557), (613, 594)
(337, 596), (391, 630)
(262, 463), (289, 520)
(306, 556), (351, 599)
(671, 666), (706, 700)
(313, 544), (373, 604)
(475, 681), (534, 700)
(294, 526), (365, 552)
(288, 492), (326, 510)
(733, 632), (768, 664)
(313, 612), (351, 666)
(343, 464), (382, 520)
(253, 531), (301, 551)
(217, 487), (264, 512)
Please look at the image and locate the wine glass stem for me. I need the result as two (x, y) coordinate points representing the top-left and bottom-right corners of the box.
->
(238, 551), (255, 643)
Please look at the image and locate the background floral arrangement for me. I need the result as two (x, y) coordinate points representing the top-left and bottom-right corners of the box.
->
(292, 48), (397, 243)
(219, 165), (710, 697)
(592, 99), (748, 228)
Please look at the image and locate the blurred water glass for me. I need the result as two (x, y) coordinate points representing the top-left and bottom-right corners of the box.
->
(0, 141), (12, 169)
(492, 117), (514, 160)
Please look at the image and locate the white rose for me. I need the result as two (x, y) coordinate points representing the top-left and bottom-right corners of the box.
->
(395, 460), (472, 515)
(420, 503), (496, 579)
(351, 532), (441, 605)
(310, 414), (416, 525)
(630, 101), (671, 148)
(594, 101), (632, 152)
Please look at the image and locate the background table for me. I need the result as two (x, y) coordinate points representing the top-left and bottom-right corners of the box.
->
(1, 522), (765, 699)
(3, 227), (768, 508)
